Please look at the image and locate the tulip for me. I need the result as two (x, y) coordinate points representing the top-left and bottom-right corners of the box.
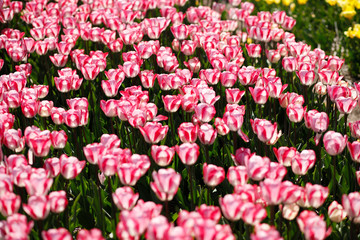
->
(335, 96), (357, 114)
(49, 190), (68, 213)
(219, 194), (245, 221)
(151, 145), (175, 167)
(0, 192), (21, 217)
(251, 224), (283, 239)
(286, 103), (305, 123)
(242, 202), (267, 225)
(328, 201), (346, 223)
(305, 183), (329, 208)
(112, 187), (139, 210)
(323, 131), (347, 156)
(198, 123), (217, 145)
(245, 44), (261, 58)
(203, 163), (225, 187)
(246, 154), (270, 181)
(273, 146), (297, 167)
(266, 162), (287, 181)
(282, 203), (300, 220)
(42, 228), (72, 240)
(146, 216), (172, 240)
(150, 168), (181, 201)
(347, 141), (360, 163)
(162, 95), (182, 113)
(138, 122), (169, 145)
(23, 195), (50, 220)
(225, 88), (245, 104)
(227, 166), (248, 187)
(214, 117), (230, 136)
(249, 86), (269, 105)
(77, 229), (105, 240)
(175, 142), (200, 166)
(342, 192), (360, 220)
(250, 118), (282, 145)
(291, 149), (316, 175)
(349, 120), (360, 139)
(178, 122), (198, 143)
(117, 163), (142, 186)
(59, 154), (86, 179)
(260, 178), (282, 205)
(6, 213), (34, 238)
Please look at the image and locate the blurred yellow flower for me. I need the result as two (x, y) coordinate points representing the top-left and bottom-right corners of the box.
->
(290, 3), (296, 10)
(325, 0), (337, 6)
(340, 6), (357, 19)
(345, 24), (360, 38)
(282, 0), (294, 6)
(297, 0), (308, 4)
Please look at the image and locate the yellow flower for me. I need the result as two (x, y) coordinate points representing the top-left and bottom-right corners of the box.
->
(282, 0), (294, 6)
(274, 0), (281, 3)
(298, 0), (308, 4)
(340, 6), (357, 19)
(325, 0), (337, 6)
(265, 0), (275, 4)
(290, 2), (296, 10)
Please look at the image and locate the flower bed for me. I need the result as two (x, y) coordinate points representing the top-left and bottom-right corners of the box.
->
(0, 0), (360, 239)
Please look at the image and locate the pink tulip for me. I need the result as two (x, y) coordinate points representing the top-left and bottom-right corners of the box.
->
(178, 122), (198, 143)
(203, 163), (225, 187)
(42, 228), (72, 240)
(112, 187), (139, 210)
(335, 96), (357, 114)
(77, 228), (105, 240)
(296, 70), (316, 86)
(227, 166), (248, 187)
(175, 142), (200, 165)
(266, 162), (287, 181)
(5, 213), (34, 239)
(348, 141), (360, 163)
(3, 129), (25, 152)
(349, 120), (360, 139)
(0, 192), (21, 217)
(49, 190), (68, 213)
(184, 57), (201, 73)
(219, 194), (245, 221)
(282, 57), (298, 72)
(297, 210), (331, 240)
(23, 195), (50, 220)
(328, 201), (346, 223)
(245, 44), (261, 58)
(151, 145), (175, 167)
(50, 130), (67, 149)
(223, 106), (245, 132)
(146, 216), (172, 240)
(196, 204), (222, 223)
(117, 163), (142, 186)
(282, 203), (300, 220)
(273, 146), (297, 167)
(59, 154), (86, 180)
(250, 118), (282, 145)
(198, 123), (217, 145)
(138, 122), (169, 145)
(286, 103), (305, 123)
(199, 69), (221, 85)
(242, 202), (267, 225)
(291, 149), (316, 175)
(305, 183), (329, 208)
(260, 178), (282, 205)
(214, 117), (230, 136)
(342, 192), (360, 221)
(323, 131), (347, 156)
(150, 168), (181, 201)
(251, 224), (283, 239)
(225, 88), (245, 104)
(162, 95), (182, 113)
(246, 154), (270, 181)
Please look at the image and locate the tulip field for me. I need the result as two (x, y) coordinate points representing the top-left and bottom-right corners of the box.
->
(1, 0), (360, 239)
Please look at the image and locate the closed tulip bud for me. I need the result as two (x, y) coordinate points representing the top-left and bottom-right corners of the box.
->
(260, 178), (282, 205)
(246, 154), (270, 181)
(219, 194), (245, 221)
(348, 141), (360, 163)
(178, 122), (198, 143)
(282, 203), (300, 220)
(162, 95), (182, 113)
(227, 166), (248, 187)
(286, 103), (305, 123)
(117, 163), (142, 186)
(305, 183), (329, 209)
(203, 163), (225, 187)
(245, 44), (261, 58)
(49, 190), (68, 213)
(328, 201), (346, 223)
(50, 130), (67, 149)
(151, 145), (175, 167)
(0, 192), (21, 217)
(323, 131), (347, 156)
(112, 187), (139, 210)
(214, 117), (230, 136)
(225, 88), (245, 104)
(150, 168), (181, 201)
(198, 123), (217, 145)
(175, 142), (200, 165)
(335, 97), (357, 114)
(282, 57), (298, 72)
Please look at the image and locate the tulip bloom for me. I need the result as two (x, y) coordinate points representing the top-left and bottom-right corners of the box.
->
(175, 143), (200, 165)
(112, 187), (139, 210)
(151, 145), (175, 167)
(150, 168), (181, 201)
(198, 123), (217, 145)
(138, 122), (169, 145)
(203, 163), (225, 187)
(328, 201), (346, 223)
(250, 118), (282, 145)
(323, 131), (347, 156)
(347, 141), (360, 163)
